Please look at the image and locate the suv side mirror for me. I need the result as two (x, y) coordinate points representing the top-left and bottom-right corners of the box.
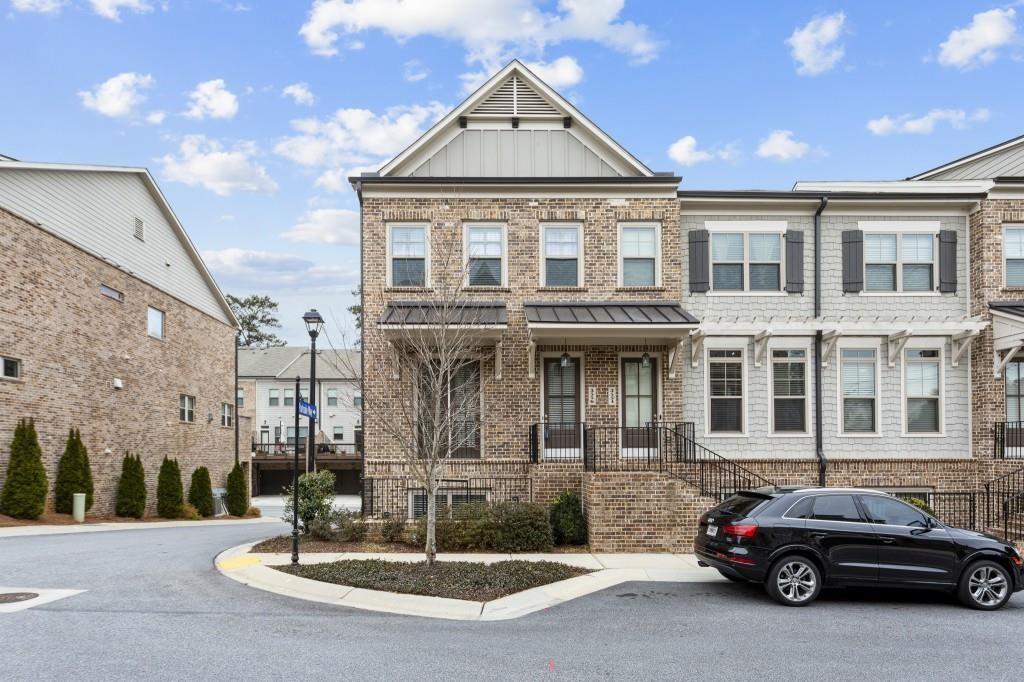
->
(926, 516), (939, 529)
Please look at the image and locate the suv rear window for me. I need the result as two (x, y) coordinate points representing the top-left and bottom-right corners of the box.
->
(711, 493), (769, 517)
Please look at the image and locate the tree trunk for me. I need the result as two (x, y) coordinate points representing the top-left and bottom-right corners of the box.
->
(425, 477), (438, 565)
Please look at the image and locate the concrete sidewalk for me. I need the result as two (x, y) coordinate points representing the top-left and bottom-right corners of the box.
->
(216, 543), (725, 621)
(0, 516), (282, 539)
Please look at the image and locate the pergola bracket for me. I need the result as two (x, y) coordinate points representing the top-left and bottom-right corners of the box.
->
(753, 329), (773, 368)
(821, 330), (841, 367)
(668, 340), (684, 379)
(690, 329), (705, 368)
(887, 330), (913, 367)
(950, 330), (979, 368)
(994, 341), (1024, 378)
(527, 338), (537, 380)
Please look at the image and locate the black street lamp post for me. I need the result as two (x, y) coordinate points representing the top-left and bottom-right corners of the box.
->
(303, 309), (325, 473)
(291, 374), (301, 565)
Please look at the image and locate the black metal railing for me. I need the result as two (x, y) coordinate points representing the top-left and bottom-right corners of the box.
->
(530, 421), (586, 462)
(252, 440), (363, 456)
(893, 491), (978, 531)
(362, 476), (532, 520)
(993, 422), (1024, 459)
(984, 466), (1024, 540)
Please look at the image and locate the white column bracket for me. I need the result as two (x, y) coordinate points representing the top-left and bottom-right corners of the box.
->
(994, 341), (1024, 378)
(753, 329), (772, 368)
(887, 330), (913, 367)
(690, 329), (705, 368)
(386, 341), (400, 380)
(527, 338), (537, 380)
(494, 341), (503, 380)
(668, 340), (684, 379)
(950, 329), (979, 368)
(821, 330), (841, 367)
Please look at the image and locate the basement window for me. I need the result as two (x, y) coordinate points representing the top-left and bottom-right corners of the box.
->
(100, 284), (124, 302)
(2, 356), (21, 379)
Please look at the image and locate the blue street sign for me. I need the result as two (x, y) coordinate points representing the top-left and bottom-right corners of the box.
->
(298, 400), (317, 421)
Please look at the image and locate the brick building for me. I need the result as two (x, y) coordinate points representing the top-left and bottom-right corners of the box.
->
(351, 61), (1023, 550)
(0, 158), (240, 515)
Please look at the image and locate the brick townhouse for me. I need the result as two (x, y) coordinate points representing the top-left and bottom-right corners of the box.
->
(350, 61), (1024, 550)
(0, 157), (241, 514)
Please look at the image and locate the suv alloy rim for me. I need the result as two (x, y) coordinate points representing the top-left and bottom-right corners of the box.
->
(968, 566), (1008, 607)
(777, 561), (816, 602)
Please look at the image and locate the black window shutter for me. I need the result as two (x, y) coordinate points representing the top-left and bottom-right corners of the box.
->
(938, 230), (957, 293)
(688, 229), (710, 293)
(841, 230), (864, 293)
(785, 230), (804, 293)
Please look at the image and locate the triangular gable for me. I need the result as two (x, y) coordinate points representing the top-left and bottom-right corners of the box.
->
(379, 60), (653, 178)
(910, 133), (1024, 181)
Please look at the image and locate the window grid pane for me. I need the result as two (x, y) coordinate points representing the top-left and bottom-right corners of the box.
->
(710, 353), (743, 433)
(842, 349), (876, 433)
(621, 227), (656, 258)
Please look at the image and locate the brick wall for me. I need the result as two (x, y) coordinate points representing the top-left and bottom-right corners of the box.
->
(0, 208), (239, 515)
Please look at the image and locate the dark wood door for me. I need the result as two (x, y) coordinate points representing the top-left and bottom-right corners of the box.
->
(622, 357), (658, 449)
(544, 357), (580, 455)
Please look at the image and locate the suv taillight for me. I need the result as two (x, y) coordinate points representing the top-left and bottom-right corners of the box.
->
(722, 521), (758, 538)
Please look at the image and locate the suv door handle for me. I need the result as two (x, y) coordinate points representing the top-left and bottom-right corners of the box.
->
(879, 537), (895, 544)
(810, 532), (827, 539)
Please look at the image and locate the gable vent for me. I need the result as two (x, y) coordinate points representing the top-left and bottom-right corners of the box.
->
(471, 75), (560, 116)
(133, 217), (145, 241)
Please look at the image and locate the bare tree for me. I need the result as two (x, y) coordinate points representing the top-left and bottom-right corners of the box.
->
(330, 234), (497, 564)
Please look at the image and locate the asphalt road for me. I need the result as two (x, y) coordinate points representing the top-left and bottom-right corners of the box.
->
(1, 522), (1021, 681)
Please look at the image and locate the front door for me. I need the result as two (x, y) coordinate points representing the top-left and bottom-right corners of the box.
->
(622, 357), (658, 454)
(543, 357), (581, 459)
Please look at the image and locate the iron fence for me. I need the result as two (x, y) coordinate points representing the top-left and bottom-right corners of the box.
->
(993, 422), (1024, 459)
(362, 476), (532, 520)
(530, 422), (586, 462)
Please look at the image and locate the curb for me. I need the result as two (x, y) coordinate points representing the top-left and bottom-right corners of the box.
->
(214, 543), (726, 621)
(0, 517), (283, 539)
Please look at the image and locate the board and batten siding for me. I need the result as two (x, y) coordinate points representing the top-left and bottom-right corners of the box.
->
(926, 141), (1024, 180)
(0, 167), (230, 324)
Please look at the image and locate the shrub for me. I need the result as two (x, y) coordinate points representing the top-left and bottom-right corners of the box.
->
(0, 419), (48, 520)
(281, 470), (335, 533)
(380, 515), (407, 543)
(411, 502), (553, 553)
(244, 506), (262, 518)
(906, 496), (936, 517)
(334, 509), (368, 542)
(225, 463), (248, 516)
(115, 454), (147, 518)
(489, 502), (553, 553)
(54, 428), (94, 514)
(181, 502), (201, 521)
(188, 467), (215, 517)
(550, 489), (587, 545)
(156, 457), (184, 519)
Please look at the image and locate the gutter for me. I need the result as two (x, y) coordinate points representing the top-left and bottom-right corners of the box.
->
(813, 197), (828, 486)
(356, 180), (366, 513)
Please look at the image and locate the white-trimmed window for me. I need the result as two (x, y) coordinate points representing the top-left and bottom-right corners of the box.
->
(221, 403), (233, 427)
(388, 224), (428, 288)
(236, 388), (244, 408)
(100, 285), (123, 302)
(354, 393), (363, 407)
(711, 233), (783, 292)
(327, 388), (338, 407)
(408, 488), (489, 519)
(708, 349), (744, 433)
(2, 356), (21, 379)
(147, 306), (165, 339)
(284, 388), (294, 407)
(1004, 226), (1024, 287)
(841, 349), (877, 434)
(268, 389), (279, 407)
(542, 224), (581, 287)
(466, 224), (505, 287)
(619, 223), (659, 287)
(333, 426), (344, 442)
(864, 233), (935, 292)
(905, 348), (941, 433)
(286, 426), (308, 445)
(771, 349), (807, 433)
(179, 394), (195, 423)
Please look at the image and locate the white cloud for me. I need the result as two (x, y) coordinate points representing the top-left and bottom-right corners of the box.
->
(299, 0), (660, 89)
(938, 8), (1017, 69)
(756, 130), (810, 161)
(11, 0), (65, 14)
(523, 56), (584, 89)
(89, 0), (153, 21)
(282, 82), (316, 106)
(786, 12), (846, 76)
(403, 59), (429, 82)
(202, 248), (357, 292)
(78, 72), (154, 118)
(159, 135), (278, 196)
(274, 101), (447, 168)
(282, 208), (360, 245)
(145, 110), (166, 125)
(184, 79), (239, 120)
(867, 108), (991, 135)
(315, 163), (380, 192)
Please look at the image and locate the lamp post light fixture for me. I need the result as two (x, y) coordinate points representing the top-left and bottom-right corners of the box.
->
(291, 374), (301, 565)
(302, 309), (325, 472)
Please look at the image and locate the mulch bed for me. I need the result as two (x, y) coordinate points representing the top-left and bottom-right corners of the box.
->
(251, 536), (420, 554)
(274, 559), (591, 601)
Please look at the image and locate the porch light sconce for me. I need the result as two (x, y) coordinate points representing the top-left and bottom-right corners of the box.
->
(641, 352), (651, 369)
(560, 352), (571, 368)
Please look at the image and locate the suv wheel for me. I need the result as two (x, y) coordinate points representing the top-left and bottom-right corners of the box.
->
(958, 560), (1011, 611)
(766, 556), (822, 607)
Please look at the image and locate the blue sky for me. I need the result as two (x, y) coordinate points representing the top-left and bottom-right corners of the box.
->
(2, 1), (1021, 343)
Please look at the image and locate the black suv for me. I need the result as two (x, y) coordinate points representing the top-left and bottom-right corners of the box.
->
(694, 487), (1023, 609)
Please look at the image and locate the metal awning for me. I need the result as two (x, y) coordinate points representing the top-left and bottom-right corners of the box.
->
(379, 301), (507, 339)
(990, 302), (1024, 376)
(524, 301), (698, 342)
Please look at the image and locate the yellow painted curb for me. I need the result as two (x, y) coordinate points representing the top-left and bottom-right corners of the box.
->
(218, 555), (262, 571)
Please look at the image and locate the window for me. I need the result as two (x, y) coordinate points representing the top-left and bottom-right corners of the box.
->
(784, 497), (815, 519)
(772, 349), (807, 433)
(2, 356), (21, 379)
(711, 233), (782, 292)
(905, 348), (941, 433)
(409, 488), (489, 519)
(542, 224), (581, 287)
(100, 285), (123, 301)
(286, 426), (308, 445)
(147, 306), (164, 339)
(860, 495), (929, 528)
(333, 426), (344, 442)
(841, 349), (877, 434)
(810, 495), (863, 522)
(620, 224), (658, 287)
(708, 349), (743, 433)
(221, 403), (233, 427)
(327, 388), (338, 407)
(268, 389), (279, 407)
(274, 426), (281, 443)
(418, 360), (481, 458)
(236, 389), (244, 408)
(179, 394), (195, 423)
(389, 224), (427, 287)
(354, 393), (363, 407)
(284, 389), (294, 407)
(864, 233), (934, 292)
(1005, 227), (1024, 287)
(1007, 361), (1024, 422)
(466, 224), (504, 287)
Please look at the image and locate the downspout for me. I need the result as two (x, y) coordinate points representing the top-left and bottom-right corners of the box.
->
(814, 196), (828, 486)
(356, 180), (366, 513)
(234, 332), (239, 466)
